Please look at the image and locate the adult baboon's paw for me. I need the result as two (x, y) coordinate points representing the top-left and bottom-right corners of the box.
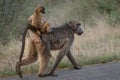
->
(73, 66), (82, 70)
(37, 73), (43, 77)
(49, 73), (58, 77)
(37, 73), (49, 77)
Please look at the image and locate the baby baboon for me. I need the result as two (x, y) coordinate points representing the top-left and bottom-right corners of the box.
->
(28, 5), (51, 35)
(16, 20), (84, 78)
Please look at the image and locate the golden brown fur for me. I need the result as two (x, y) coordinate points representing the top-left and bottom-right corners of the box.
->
(28, 5), (51, 35)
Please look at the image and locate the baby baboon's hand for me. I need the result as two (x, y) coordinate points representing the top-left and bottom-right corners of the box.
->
(33, 36), (40, 43)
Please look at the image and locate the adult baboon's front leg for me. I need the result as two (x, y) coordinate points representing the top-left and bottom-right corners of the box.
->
(49, 43), (70, 76)
(20, 52), (37, 66)
(49, 50), (66, 76)
(16, 40), (37, 78)
(49, 39), (73, 76)
(66, 51), (81, 69)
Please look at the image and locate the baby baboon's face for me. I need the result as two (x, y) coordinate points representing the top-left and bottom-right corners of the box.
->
(35, 6), (45, 14)
(69, 20), (84, 35)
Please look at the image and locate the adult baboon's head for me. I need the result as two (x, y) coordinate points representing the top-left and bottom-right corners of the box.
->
(35, 5), (45, 14)
(68, 20), (84, 35)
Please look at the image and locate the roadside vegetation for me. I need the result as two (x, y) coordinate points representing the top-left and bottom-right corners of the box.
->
(0, 0), (120, 77)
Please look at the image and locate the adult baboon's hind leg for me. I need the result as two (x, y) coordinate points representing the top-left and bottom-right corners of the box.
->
(16, 40), (37, 78)
(20, 52), (37, 66)
(16, 51), (37, 78)
(18, 40), (38, 66)
(35, 42), (51, 77)
(16, 52), (37, 73)
(66, 51), (81, 69)
(37, 53), (50, 77)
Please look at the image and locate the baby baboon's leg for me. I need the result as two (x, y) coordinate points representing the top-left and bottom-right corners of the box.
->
(66, 51), (81, 69)
(43, 22), (53, 33)
(45, 23), (50, 32)
(43, 22), (50, 31)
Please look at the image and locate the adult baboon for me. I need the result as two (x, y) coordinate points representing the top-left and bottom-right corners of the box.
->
(16, 20), (84, 78)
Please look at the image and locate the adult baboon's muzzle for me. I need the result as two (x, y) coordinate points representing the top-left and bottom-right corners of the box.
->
(76, 26), (84, 35)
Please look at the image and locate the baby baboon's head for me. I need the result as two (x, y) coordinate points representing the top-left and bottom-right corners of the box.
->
(35, 5), (45, 14)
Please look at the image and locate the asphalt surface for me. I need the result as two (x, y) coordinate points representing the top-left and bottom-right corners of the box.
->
(1, 62), (120, 80)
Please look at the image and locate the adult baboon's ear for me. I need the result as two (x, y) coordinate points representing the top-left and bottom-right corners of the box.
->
(69, 21), (72, 25)
(68, 21), (73, 28)
(67, 20), (77, 30)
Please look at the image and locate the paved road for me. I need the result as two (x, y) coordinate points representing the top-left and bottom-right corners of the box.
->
(1, 62), (120, 80)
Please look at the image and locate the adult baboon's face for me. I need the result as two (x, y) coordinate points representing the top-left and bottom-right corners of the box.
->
(68, 20), (84, 35)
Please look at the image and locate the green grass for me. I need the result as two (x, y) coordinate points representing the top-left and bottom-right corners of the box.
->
(0, 68), (16, 77)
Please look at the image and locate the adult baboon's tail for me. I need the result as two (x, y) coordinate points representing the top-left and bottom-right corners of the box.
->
(16, 61), (23, 78)
(16, 26), (28, 78)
